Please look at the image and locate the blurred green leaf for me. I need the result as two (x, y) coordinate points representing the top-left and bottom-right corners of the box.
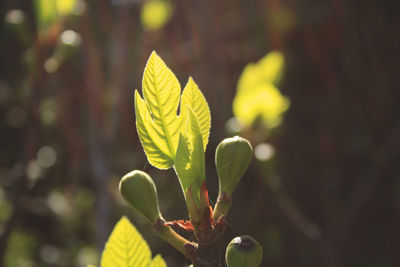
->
(237, 51), (285, 92)
(141, 0), (172, 31)
(233, 51), (289, 128)
(56, 0), (77, 15)
(4, 229), (37, 267)
(35, 0), (77, 29)
(101, 216), (167, 267)
(35, 0), (57, 28)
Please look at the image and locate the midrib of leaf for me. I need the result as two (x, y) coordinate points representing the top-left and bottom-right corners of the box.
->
(101, 217), (152, 267)
(152, 69), (175, 160)
(122, 227), (131, 267)
(120, 224), (136, 267)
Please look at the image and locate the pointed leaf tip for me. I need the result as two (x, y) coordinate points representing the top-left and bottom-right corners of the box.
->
(135, 51), (185, 169)
(101, 216), (152, 267)
(181, 77), (211, 151)
(150, 254), (167, 267)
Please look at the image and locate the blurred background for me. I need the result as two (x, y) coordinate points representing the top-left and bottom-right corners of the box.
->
(0, 0), (399, 266)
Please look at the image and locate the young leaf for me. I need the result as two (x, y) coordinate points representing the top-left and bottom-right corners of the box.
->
(135, 51), (182, 169)
(185, 108), (205, 182)
(174, 108), (205, 193)
(174, 133), (190, 182)
(150, 255), (167, 267)
(135, 91), (174, 168)
(181, 77), (211, 151)
(101, 216), (167, 267)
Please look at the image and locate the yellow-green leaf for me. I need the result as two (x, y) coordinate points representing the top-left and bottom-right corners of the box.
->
(175, 108), (205, 192)
(237, 51), (284, 94)
(185, 108), (205, 181)
(233, 83), (289, 128)
(136, 51), (182, 169)
(175, 133), (191, 187)
(35, 0), (57, 28)
(101, 217), (151, 267)
(56, 0), (76, 16)
(101, 217), (167, 267)
(233, 51), (289, 128)
(181, 77), (211, 151)
(35, 0), (76, 29)
(135, 90), (173, 168)
(150, 255), (167, 267)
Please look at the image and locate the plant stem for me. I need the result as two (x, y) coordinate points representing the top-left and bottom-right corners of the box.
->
(155, 218), (192, 258)
(212, 191), (232, 222)
(190, 207), (228, 266)
(192, 234), (224, 267)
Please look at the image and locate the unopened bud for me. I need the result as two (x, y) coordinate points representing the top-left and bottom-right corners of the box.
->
(215, 136), (252, 196)
(119, 170), (161, 224)
(225, 235), (263, 267)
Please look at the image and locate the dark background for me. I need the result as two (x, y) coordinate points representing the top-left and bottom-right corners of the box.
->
(0, 0), (399, 266)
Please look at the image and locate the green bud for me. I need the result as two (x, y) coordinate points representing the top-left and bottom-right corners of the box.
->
(119, 170), (161, 224)
(215, 136), (252, 196)
(225, 235), (263, 267)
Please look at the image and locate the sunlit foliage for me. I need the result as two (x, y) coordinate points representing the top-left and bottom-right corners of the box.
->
(233, 51), (289, 129)
(141, 0), (173, 31)
(100, 217), (166, 267)
(35, 0), (77, 29)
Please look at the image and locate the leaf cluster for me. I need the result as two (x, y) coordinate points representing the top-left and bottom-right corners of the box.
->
(135, 51), (211, 199)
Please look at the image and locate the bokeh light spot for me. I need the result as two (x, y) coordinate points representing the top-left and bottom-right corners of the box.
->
(26, 160), (43, 182)
(5, 9), (25, 24)
(40, 245), (61, 264)
(61, 29), (81, 46)
(37, 146), (57, 168)
(225, 117), (244, 133)
(40, 98), (58, 126)
(141, 0), (172, 31)
(254, 143), (275, 161)
(77, 246), (98, 267)
(47, 191), (71, 216)
(44, 57), (59, 73)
